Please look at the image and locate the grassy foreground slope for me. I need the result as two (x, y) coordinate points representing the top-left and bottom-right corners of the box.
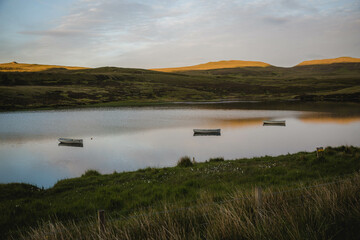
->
(19, 173), (360, 240)
(1, 58), (360, 110)
(1, 146), (360, 238)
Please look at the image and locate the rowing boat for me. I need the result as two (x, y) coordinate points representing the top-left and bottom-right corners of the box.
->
(193, 129), (221, 136)
(193, 129), (220, 134)
(263, 120), (286, 126)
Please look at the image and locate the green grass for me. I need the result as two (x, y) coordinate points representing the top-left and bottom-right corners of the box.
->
(0, 62), (359, 110)
(17, 174), (360, 240)
(1, 146), (360, 238)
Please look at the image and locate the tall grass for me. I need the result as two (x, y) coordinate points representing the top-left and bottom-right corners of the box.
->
(15, 173), (360, 240)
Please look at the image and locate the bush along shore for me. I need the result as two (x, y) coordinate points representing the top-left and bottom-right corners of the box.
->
(1, 146), (360, 239)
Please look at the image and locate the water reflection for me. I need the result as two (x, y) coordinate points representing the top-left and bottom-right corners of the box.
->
(58, 143), (84, 148)
(193, 133), (221, 136)
(300, 116), (360, 124)
(0, 104), (359, 188)
(209, 118), (265, 128)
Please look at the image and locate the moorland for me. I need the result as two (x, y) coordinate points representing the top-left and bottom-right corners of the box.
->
(1, 57), (360, 111)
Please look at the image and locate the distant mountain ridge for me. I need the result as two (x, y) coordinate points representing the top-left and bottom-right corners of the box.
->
(1, 57), (359, 73)
(152, 57), (360, 72)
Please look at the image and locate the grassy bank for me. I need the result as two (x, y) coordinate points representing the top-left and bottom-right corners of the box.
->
(1, 146), (360, 238)
(1, 62), (360, 111)
(18, 173), (360, 240)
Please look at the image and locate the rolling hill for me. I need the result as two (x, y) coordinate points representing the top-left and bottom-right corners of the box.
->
(0, 61), (88, 72)
(151, 60), (271, 72)
(297, 57), (360, 66)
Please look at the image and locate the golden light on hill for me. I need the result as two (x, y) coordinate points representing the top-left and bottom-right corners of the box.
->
(297, 57), (360, 66)
(0, 62), (88, 72)
(151, 60), (271, 72)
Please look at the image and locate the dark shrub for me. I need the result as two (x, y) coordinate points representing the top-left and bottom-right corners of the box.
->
(107, 198), (124, 210)
(177, 156), (193, 167)
(82, 169), (101, 177)
(298, 154), (307, 161)
(209, 157), (224, 162)
(325, 146), (336, 155)
(344, 146), (355, 154)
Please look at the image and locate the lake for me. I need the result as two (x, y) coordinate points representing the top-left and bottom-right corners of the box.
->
(1, 102), (360, 188)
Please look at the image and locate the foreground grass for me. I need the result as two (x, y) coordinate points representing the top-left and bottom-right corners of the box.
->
(19, 173), (360, 240)
(1, 146), (360, 238)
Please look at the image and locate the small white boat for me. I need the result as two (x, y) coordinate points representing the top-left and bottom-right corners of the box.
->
(263, 120), (286, 126)
(193, 129), (221, 135)
(58, 138), (83, 144)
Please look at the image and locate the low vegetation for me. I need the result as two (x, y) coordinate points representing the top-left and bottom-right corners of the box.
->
(177, 156), (193, 167)
(1, 146), (360, 239)
(208, 157), (224, 162)
(81, 169), (101, 177)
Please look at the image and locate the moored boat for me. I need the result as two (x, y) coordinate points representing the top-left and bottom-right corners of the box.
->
(263, 120), (286, 126)
(58, 138), (83, 144)
(193, 129), (221, 136)
(193, 129), (220, 134)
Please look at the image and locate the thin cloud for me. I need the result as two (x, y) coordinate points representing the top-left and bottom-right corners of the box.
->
(19, 29), (94, 37)
(263, 16), (292, 25)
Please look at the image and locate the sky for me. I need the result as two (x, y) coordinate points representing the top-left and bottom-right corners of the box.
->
(0, 0), (359, 68)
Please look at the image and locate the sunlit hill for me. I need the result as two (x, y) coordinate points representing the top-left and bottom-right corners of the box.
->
(297, 57), (360, 66)
(151, 60), (271, 72)
(0, 61), (87, 72)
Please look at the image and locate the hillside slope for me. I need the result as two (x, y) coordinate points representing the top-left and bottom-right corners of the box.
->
(151, 60), (271, 72)
(297, 57), (360, 66)
(0, 62), (88, 72)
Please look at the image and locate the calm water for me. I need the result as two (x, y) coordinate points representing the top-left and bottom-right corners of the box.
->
(1, 103), (360, 187)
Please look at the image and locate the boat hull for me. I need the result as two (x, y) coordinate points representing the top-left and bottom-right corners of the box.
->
(263, 121), (286, 126)
(193, 129), (221, 136)
(193, 129), (220, 134)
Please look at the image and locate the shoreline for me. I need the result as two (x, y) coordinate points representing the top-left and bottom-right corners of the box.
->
(1, 145), (359, 189)
(2, 98), (360, 113)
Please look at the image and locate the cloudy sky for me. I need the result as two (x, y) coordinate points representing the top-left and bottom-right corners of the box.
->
(0, 0), (359, 68)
